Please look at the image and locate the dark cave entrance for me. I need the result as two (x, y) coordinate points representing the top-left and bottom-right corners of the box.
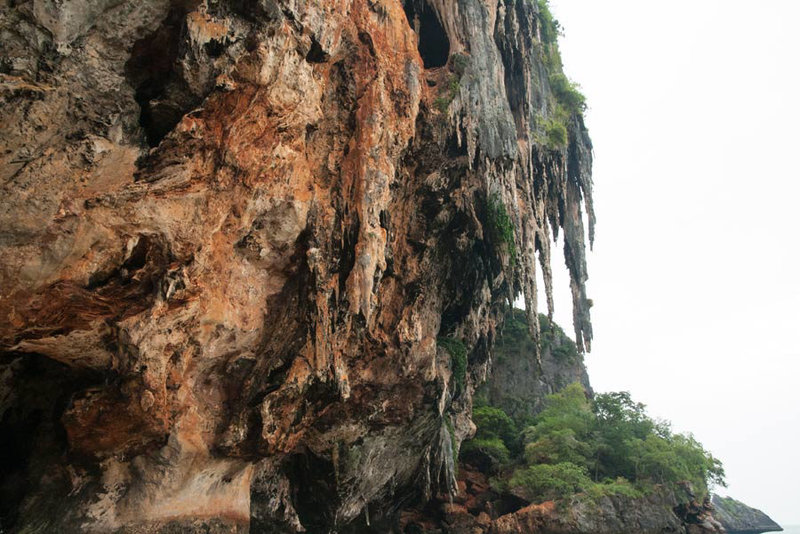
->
(125, 8), (201, 148)
(0, 355), (103, 530)
(403, 0), (450, 68)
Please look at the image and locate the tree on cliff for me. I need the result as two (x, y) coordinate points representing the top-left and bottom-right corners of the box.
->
(464, 383), (725, 504)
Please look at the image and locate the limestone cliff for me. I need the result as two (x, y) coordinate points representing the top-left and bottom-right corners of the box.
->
(485, 309), (591, 423)
(711, 495), (783, 534)
(400, 310), (726, 534)
(0, 0), (594, 532)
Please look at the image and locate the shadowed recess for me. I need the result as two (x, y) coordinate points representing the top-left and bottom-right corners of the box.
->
(403, 0), (450, 68)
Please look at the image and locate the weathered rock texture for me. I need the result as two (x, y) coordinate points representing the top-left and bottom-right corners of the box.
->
(712, 495), (783, 534)
(490, 486), (724, 534)
(399, 312), (725, 534)
(485, 309), (591, 422)
(0, 0), (594, 532)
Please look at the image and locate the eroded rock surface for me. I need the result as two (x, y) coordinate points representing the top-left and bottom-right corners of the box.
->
(712, 495), (783, 534)
(399, 312), (725, 534)
(485, 310), (591, 422)
(490, 486), (724, 534)
(0, 0), (594, 532)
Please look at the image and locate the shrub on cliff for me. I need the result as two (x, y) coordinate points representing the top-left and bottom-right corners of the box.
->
(463, 316), (725, 505)
(539, 315), (581, 363)
(460, 438), (511, 472)
(438, 337), (467, 395)
(460, 406), (521, 472)
(545, 118), (568, 148)
(525, 383), (593, 441)
(524, 428), (591, 466)
(472, 406), (519, 453)
(628, 433), (725, 496)
(590, 390), (658, 480)
(536, 0), (561, 46)
(486, 194), (517, 265)
(549, 73), (586, 114)
(514, 384), (725, 502)
(509, 462), (593, 502)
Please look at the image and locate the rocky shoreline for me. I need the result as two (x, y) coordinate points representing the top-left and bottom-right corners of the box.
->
(712, 495), (783, 534)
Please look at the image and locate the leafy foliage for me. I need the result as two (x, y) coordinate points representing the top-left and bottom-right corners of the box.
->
(508, 384), (726, 503)
(524, 428), (590, 466)
(549, 73), (586, 114)
(473, 406), (519, 452)
(462, 379), (726, 505)
(544, 118), (568, 147)
(460, 406), (520, 472)
(539, 314), (581, 363)
(536, 0), (561, 46)
(434, 96), (451, 113)
(531, 0), (588, 151)
(585, 478), (643, 500)
(527, 383), (594, 440)
(434, 76), (460, 112)
(460, 438), (511, 471)
(496, 308), (533, 358)
(486, 194), (517, 265)
(434, 55), (469, 112)
(509, 462), (592, 502)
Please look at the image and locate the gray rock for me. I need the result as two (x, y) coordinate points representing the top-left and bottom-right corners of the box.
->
(485, 310), (592, 423)
(712, 494), (783, 533)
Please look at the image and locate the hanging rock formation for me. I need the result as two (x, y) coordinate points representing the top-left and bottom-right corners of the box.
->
(0, 0), (594, 532)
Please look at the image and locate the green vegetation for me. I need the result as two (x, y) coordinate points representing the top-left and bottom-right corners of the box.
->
(434, 54), (469, 112)
(536, 0), (561, 46)
(486, 194), (517, 265)
(451, 53), (470, 77)
(539, 314), (580, 364)
(434, 75), (460, 112)
(544, 118), (568, 147)
(438, 337), (467, 394)
(509, 462), (592, 502)
(497, 308), (531, 348)
(460, 382), (725, 504)
(494, 309), (581, 371)
(461, 437), (511, 470)
(532, 0), (588, 150)
(460, 406), (518, 471)
(548, 73), (586, 114)
(473, 406), (519, 453)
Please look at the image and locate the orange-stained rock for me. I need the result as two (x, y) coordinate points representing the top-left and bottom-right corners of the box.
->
(0, 0), (595, 531)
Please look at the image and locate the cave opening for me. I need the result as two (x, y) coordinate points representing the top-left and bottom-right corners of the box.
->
(125, 8), (200, 147)
(403, 0), (450, 69)
(285, 449), (338, 530)
(0, 355), (104, 530)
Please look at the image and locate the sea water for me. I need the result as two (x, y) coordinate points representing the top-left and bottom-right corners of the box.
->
(778, 526), (800, 534)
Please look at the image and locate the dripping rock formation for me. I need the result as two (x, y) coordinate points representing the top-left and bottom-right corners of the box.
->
(1, 0), (594, 532)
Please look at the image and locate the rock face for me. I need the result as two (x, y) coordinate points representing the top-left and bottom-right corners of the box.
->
(712, 495), (783, 533)
(485, 310), (591, 422)
(491, 486), (723, 534)
(401, 312), (724, 534)
(410, 487), (712, 534)
(0, 0), (594, 532)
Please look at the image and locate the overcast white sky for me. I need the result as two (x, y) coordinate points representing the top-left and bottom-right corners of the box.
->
(541, 0), (800, 525)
